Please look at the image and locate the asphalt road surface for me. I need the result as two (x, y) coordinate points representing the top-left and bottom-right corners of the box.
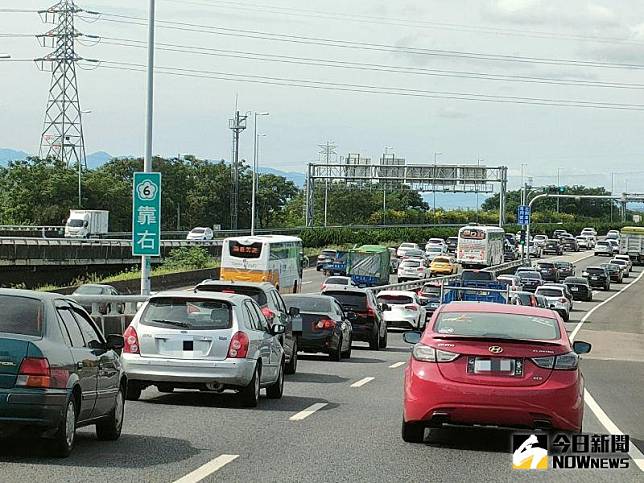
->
(1, 250), (642, 482)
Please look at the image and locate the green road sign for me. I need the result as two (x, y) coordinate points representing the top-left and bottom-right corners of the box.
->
(132, 172), (162, 257)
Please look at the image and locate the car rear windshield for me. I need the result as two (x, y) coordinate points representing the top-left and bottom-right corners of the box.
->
(518, 271), (541, 280)
(536, 288), (564, 297)
(537, 262), (555, 268)
(434, 311), (560, 340)
(586, 268), (605, 274)
(565, 278), (587, 284)
(323, 291), (367, 312)
(421, 285), (441, 295)
(610, 259), (626, 265)
(191, 228), (205, 234)
(554, 262), (571, 268)
(597, 241), (610, 246)
(401, 260), (421, 268)
(196, 285), (267, 306)
(427, 247), (442, 252)
(321, 250), (336, 257)
(461, 271), (494, 281)
(283, 296), (332, 314)
(377, 295), (414, 305)
(326, 277), (348, 285)
(74, 285), (104, 295)
(433, 257), (450, 264)
(141, 298), (232, 330)
(400, 243), (415, 249)
(0, 295), (44, 337)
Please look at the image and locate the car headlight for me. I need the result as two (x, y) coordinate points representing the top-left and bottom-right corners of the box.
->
(412, 344), (459, 362)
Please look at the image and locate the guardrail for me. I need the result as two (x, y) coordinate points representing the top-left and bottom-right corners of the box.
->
(69, 294), (149, 335)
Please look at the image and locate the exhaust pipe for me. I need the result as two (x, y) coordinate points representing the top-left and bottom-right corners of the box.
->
(533, 419), (552, 430)
(205, 383), (224, 392)
(428, 411), (450, 427)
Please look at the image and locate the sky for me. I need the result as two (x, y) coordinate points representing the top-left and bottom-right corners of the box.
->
(1, 0), (644, 194)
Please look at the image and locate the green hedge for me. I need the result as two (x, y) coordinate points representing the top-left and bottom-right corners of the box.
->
(298, 222), (641, 248)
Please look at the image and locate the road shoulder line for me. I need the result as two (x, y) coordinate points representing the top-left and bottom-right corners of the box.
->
(289, 402), (328, 421)
(173, 454), (239, 483)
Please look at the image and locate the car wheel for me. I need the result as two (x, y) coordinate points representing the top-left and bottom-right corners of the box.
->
(266, 360), (284, 399)
(369, 327), (380, 350)
(51, 397), (77, 458)
(125, 382), (142, 401)
(285, 340), (298, 375)
(401, 418), (425, 443)
(341, 335), (352, 359)
(379, 328), (388, 349)
(239, 365), (261, 408)
(96, 386), (125, 441)
(329, 336), (342, 361)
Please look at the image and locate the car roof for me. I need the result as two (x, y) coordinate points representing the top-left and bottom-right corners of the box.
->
(376, 290), (417, 297)
(439, 301), (555, 318)
(321, 286), (368, 295)
(151, 290), (251, 304)
(77, 283), (114, 289)
(0, 288), (62, 301)
(195, 280), (276, 291)
(282, 294), (336, 302)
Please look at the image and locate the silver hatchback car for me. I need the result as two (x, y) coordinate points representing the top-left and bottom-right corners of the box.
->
(121, 291), (286, 407)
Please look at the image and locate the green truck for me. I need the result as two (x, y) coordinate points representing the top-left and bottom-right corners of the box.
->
(347, 245), (391, 287)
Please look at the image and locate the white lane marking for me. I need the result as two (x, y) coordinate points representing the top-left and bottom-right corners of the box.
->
(289, 402), (328, 421)
(570, 269), (644, 341)
(302, 281), (313, 285)
(389, 361), (406, 368)
(174, 455), (239, 483)
(351, 377), (375, 387)
(584, 390), (644, 472)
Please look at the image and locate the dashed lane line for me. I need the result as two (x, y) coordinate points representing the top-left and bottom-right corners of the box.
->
(389, 362), (406, 368)
(289, 403), (328, 421)
(351, 377), (375, 388)
(173, 454), (239, 483)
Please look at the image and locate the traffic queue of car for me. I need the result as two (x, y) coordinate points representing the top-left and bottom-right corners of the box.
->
(0, 227), (630, 456)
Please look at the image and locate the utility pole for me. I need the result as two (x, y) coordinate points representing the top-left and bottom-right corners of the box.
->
(229, 109), (247, 230)
(36, 0), (92, 170)
(610, 172), (615, 223)
(318, 141), (336, 227)
(251, 112), (269, 235)
(556, 168), (562, 213)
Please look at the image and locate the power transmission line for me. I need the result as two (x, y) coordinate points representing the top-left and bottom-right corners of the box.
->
(99, 36), (644, 91)
(93, 12), (644, 71)
(98, 61), (644, 111)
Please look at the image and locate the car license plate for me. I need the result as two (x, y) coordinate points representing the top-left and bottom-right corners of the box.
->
(591, 276), (598, 280)
(474, 358), (514, 373)
(571, 286), (579, 291)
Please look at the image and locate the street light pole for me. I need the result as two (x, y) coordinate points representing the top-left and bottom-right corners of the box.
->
(251, 112), (269, 236)
(383, 146), (393, 225)
(141, 0), (156, 296)
(556, 167), (561, 213)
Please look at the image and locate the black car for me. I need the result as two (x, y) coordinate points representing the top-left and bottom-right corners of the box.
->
(283, 294), (354, 361)
(316, 249), (337, 271)
(543, 239), (563, 255)
(322, 287), (388, 349)
(536, 261), (559, 282)
(516, 270), (543, 292)
(560, 236), (579, 252)
(554, 261), (575, 279)
(0, 289), (125, 457)
(195, 281), (300, 374)
(460, 269), (495, 282)
(504, 241), (518, 261)
(417, 283), (442, 317)
(583, 266), (611, 290)
(563, 277), (593, 302)
(446, 237), (458, 253)
(600, 263), (623, 283)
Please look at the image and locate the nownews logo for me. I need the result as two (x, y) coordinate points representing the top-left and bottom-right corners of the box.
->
(512, 433), (630, 470)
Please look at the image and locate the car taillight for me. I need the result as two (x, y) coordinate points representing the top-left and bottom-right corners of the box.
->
(16, 357), (51, 388)
(320, 283), (326, 290)
(412, 344), (459, 362)
(404, 305), (418, 311)
(532, 352), (578, 370)
(227, 331), (250, 358)
(417, 267), (424, 271)
(559, 298), (567, 303)
(261, 307), (275, 321)
(367, 306), (376, 317)
(123, 325), (140, 354)
(315, 319), (336, 330)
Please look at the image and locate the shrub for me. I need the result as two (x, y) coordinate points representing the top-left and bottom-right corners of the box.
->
(164, 247), (212, 270)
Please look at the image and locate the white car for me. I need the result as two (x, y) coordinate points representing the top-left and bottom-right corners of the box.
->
(535, 285), (571, 321)
(397, 242), (421, 258)
(320, 276), (358, 291)
(606, 239), (620, 254)
(425, 244), (447, 261)
(397, 258), (428, 282)
(614, 254), (633, 273)
(594, 241), (613, 256)
(187, 227), (214, 241)
(583, 234), (596, 248)
(533, 234), (548, 247)
(581, 227), (597, 237)
(376, 290), (427, 329)
(426, 238), (446, 249)
(606, 230), (620, 240)
(497, 275), (523, 292)
(575, 236), (588, 249)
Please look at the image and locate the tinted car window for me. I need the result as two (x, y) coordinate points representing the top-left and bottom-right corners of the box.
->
(72, 307), (103, 346)
(73, 285), (105, 295)
(435, 312), (559, 340)
(0, 295), (44, 337)
(141, 298), (232, 330)
(58, 308), (85, 347)
(461, 271), (494, 281)
(518, 271), (541, 280)
(323, 291), (367, 312)
(536, 288), (564, 297)
(244, 302), (261, 331)
(586, 268), (606, 274)
(283, 296), (332, 313)
(197, 285), (267, 307)
(400, 260), (421, 268)
(377, 295), (414, 305)
(326, 277), (349, 285)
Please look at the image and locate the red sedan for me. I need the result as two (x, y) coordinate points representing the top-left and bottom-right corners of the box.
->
(401, 302), (591, 443)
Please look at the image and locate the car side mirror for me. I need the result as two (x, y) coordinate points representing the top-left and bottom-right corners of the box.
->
(83, 221), (89, 227)
(105, 334), (124, 351)
(403, 331), (422, 345)
(271, 323), (286, 336)
(573, 341), (592, 354)
(288, 307), (300, 317)
(346, 311), (357, 321)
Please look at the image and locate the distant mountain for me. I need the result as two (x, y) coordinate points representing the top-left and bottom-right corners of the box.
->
(86, 151), (113, 168)
(0, 148), (29, 164)
(257, 166), (306, 186)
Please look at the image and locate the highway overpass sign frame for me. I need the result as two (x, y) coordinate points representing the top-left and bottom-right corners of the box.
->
(132, 172), (162, 257)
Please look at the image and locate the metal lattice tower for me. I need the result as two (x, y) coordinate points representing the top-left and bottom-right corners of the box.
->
(228, 110), (248, 230)
(35, 0), (87, 168)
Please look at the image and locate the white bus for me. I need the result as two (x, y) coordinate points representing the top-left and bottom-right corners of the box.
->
(456, 225), (505, 268)
(220, 235), (304, 293)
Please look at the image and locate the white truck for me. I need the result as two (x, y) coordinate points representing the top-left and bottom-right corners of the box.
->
(619, 226), (644, 265)
(64, 210), (109, 238)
